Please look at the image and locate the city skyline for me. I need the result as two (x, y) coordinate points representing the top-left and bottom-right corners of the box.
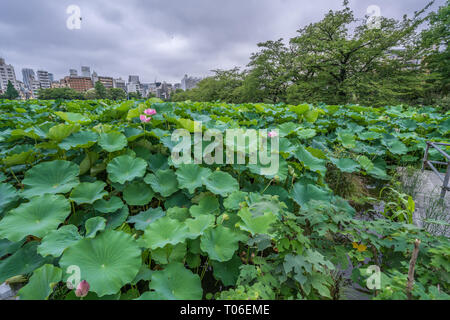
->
(0, 56), (201, 99)
(0, 0), (445, 84)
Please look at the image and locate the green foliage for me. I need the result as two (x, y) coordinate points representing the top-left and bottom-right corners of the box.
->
(37, 87), (85, 100)
(94, 81), (107, 99)
(0, 81), (19, 100)
(169, 1), (447, 107)
(0, 98), (448, 301)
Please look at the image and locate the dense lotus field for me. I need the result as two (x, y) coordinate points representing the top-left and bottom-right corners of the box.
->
(0, 98), (449, 300)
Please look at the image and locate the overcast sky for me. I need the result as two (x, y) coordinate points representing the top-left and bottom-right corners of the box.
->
(0, 0), (445, 84)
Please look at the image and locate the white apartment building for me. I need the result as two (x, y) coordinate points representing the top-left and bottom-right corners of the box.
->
(36, 70), (52, 89)
(0, 57), (19, 92)
(181, 74), (201, 91)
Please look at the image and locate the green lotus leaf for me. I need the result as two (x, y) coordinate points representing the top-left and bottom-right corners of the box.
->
(46, 124), (80, 142)
(223, 191), (248, 211)
(147, 154), (170, 172)
(384, 139), (408, 155)
(0, 183), (18, 215)
(337, 132), (356, 149)
(186, 215), (215, 239)
(330, 158), (361, 173)
(357, 155), (374, 172)
(104, 206), (130, 230)
(22, 160), (80, 198)
(123, 127), (144, 141)
(0, 242), (50, 283)
(166, 207), (190, 222)
(294, 145), (327, 176)
(189, 195), (220, 218)
(291, 180), (331, 208)
(289, 104), (310, 116)
(142, 217), (190, 250)
(358, 131), (382, 141)
(17, 264), (62, 300)
(85, 217), (107, 238)
(54, 111), (92, 124)
(211, 254), (242, 286)
(59, 230), (141, 297)
(152, 243), (187, 265)
(93, 196), (124, 213)
(297, 128), (317, 139)
(144, 169), (179, 197)
(0, 238), (26, 258)
(0, 194), (71, 242)
(131, 264), (153, 285)
(200, 225), (242, 262)
(147, 262), (203, 300)
(123, 181), (155, 206)
(10, 128), (40, 141)
(127, 207), (165, 231)
(70, 181), (107, 204)
(203, 171), (239, 196)
(278, 122), (300, 137)
(2, 150), (35, 166)
(58, 131), (98, 150)
(304, 108), (319, 123)
(175, 164), (211, 194)
(107, 155), (147, 184)
(177, 118), (202, 133)
(237, 207), (277, 236)
(99, 131), (128, 152)
(37, 225), (82, 257)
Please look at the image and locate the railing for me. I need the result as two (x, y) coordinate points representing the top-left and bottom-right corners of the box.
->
(422, 141), (450, 199)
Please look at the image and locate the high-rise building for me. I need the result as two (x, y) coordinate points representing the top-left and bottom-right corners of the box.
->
(69, 69), (78, 77)
(62, 76), (94, 92)
(81, 66), (91, 77)
(30, 79), (41, 97)
(48, 73), (54, 83)
(22, 68), (36, 89)
(113, 78), (127, 92)
(181, 74), (201, 91)
(92, 71), (114, 88)
(0, 57), (19, 92)
(36, 70), (52, 89)
(127, 82), (139, 93)
(128, 75), (140, 84)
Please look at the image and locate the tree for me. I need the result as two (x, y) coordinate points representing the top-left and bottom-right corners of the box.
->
(38, 88), (84, 100)
(84, 89), (98, 100)
(286, 0), (434, 106)
(420, 0), (449, 97)
(94, 81), (108, 99)
(0, 81), (19, 99)
(108, 88), (127, 100)
(128, 91), (142, 99)
(246, 40), (293, 103)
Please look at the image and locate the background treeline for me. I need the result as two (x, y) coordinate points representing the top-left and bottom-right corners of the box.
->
(172, 0), (449, 109)
(37, 82), (128, 101)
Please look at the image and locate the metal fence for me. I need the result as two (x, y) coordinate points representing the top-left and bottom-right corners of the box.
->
(422, 141), (450, 199)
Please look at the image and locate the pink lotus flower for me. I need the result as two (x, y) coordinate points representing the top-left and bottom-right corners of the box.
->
(144, 108), (157, 116)
(140, 115), (151, 123)
(75, 280), (90, 298)
(268, 131), (278, 138)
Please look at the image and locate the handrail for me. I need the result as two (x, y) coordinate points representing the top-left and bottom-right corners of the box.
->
(422, 141), (450, 199)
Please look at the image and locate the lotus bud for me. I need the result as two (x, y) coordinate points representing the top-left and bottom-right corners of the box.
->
(268, 131), (278, 138)
(75, 280), (90, 298)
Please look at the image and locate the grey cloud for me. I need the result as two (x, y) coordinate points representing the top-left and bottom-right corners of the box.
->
(0, 0), (444, 83)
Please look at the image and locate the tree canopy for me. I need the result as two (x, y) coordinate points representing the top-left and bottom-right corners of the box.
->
(171, 0), (448, 109)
